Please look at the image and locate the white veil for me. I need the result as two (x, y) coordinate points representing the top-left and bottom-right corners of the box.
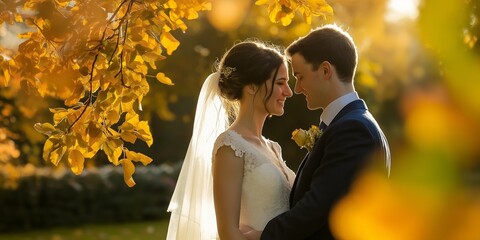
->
(166, 72), (228, 240)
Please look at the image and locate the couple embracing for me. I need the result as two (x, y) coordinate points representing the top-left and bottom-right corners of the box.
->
(166, 24), (391, 240)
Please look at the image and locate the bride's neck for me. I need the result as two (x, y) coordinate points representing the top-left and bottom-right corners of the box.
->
(230, 110), (266, 139)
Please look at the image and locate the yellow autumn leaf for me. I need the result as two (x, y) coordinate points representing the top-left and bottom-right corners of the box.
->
(103, 138), (123, 165)
(119, 158), (136, 187)
(49, 145), (67, 166)
(65, 132), (77, 148)
(133, 53), (143, 64)
(142, 52), (165, 69)
(156, 72), (174, 85)
(106, 110), (120, 125)
(121, 131), (137, 144)
(138, 32), (153, 49)
(185, 8), (199, 20)
(280, 13), (294, 26)
(86, 121), (104, 153)
(49, 107), (67, 114)
(64, 110), (79, 127)
(42, 135), (67, 166)
(121, 99), (134, 113)
(163, 0), (178, 9)
(303, 13), (312, 25)
(78, 146), (97, 159)
(268, 3), (282, 23)
(1, 67), (10, 86)
(68, 149), (85, 175)
(67, 106), (91, 127)
(107, 127), (121, 138)
(119, 121), (135, 132)
(65, 81), (86, 106)
(169, 10), (181, 22)
(34, 122), (57, 136)
(127, 70), (143, 83)
(121, 94), (136, 113)
(137, 120), (153, 147)
(305, 0), (333, 15)
(173, 18), (188, 31)
(125, 112), (140, 126)
(42, 137), (57, 161)
(98, 89), (117, 111)
(160, 31), (180, 55)
(126, 150), (153, 165)
(51, 108), (71, 125)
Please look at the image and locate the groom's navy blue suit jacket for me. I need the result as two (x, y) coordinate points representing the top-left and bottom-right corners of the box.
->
(261, 99), (390, 240)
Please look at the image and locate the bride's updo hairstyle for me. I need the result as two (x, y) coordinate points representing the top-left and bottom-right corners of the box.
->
(216, 40), (286, 104)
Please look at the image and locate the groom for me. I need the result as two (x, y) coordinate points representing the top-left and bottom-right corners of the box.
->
(245, 24), (391, 239)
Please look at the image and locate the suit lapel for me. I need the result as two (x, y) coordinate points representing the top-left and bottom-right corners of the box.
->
(330, 99), (367, 124)
(290, 154), (308, 207)
(289, 99), (368, 207)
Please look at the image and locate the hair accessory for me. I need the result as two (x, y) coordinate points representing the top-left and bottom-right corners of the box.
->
(221, 66), (236, 78)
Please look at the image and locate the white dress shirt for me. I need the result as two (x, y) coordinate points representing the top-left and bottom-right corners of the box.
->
(320, 92), (360, 126)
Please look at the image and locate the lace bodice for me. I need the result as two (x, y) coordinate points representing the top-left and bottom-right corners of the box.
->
(213, 130), (295, 231)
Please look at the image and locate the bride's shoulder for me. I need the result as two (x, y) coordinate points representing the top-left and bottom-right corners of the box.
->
(215, 129), (239, 143)
(213, 130), (247, 158)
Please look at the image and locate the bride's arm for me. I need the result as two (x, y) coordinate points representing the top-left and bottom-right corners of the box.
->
(213, 146), (246, 240)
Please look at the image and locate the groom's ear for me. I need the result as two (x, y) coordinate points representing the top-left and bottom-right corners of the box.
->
(320, 61), (333, 80)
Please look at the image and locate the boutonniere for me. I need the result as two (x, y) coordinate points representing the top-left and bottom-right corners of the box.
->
(291, 125), (323, 152)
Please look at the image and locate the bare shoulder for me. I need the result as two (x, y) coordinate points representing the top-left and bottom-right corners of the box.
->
(213, 144), (244, 170)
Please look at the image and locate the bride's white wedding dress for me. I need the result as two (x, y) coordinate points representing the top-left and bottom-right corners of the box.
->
(166, 72), (294, 239)
(213, 130), (295, 231)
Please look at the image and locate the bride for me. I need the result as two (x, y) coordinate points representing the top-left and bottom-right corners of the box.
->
(166, 40), (295, 239)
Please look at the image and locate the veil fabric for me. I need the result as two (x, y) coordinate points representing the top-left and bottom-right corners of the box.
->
(166, 72), (227, 240)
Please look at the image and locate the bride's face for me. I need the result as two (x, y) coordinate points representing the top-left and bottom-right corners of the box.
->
(261, 63), (292, 116)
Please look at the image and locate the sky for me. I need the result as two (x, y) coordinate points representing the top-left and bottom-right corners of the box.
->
(385, 0), (420, 22)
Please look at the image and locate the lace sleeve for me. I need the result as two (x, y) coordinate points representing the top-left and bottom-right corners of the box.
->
(212, 131), (260, 173)
(213, 131), (245, 159)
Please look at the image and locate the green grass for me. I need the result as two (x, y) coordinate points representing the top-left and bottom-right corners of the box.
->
(0, 219), (169, 240)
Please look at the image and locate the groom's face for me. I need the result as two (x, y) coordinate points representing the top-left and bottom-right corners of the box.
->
(290, 53), (324, 110)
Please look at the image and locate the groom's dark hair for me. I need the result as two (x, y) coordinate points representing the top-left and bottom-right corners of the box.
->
(286, 24), (358, 83)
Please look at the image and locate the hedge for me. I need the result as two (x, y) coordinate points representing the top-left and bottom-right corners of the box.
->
(0, 163), (180, 233)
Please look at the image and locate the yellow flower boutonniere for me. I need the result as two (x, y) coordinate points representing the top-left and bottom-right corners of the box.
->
(291, 125), (323, 152)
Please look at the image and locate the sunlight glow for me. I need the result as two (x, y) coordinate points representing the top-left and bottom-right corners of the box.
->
(385, 0), (419, 22)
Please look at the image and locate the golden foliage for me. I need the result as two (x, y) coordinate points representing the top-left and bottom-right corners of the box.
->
(255, 0), (333, 26)
(1, 0), (211, 187)
(0, 0), (330, 187)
